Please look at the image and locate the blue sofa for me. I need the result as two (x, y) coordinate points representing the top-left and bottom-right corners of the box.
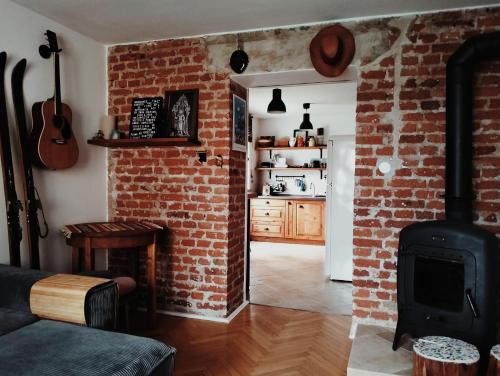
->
(0, 264), (175, 375)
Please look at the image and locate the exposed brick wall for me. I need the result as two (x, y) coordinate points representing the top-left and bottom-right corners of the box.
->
(227, 81), (247, 315)
(107, 38), (245, 317)
(353, 8), (500, 326)
(106, 6), (500, 323)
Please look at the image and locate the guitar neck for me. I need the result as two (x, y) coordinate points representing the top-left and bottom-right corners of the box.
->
(54, 53), (62, 115)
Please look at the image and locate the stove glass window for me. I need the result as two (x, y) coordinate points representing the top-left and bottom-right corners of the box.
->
(414, 256), (465, 312)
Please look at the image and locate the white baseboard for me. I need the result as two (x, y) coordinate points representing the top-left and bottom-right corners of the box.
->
(349, 321), (358, 339)
(225, 300), (249, 322)
(138, 300), (250, 324)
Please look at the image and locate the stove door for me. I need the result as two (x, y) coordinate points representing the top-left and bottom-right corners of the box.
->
(404, 245), (476, 330)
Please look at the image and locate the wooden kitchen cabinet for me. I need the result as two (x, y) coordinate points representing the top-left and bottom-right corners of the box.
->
(292, 201), (324, 241)
(250, 198), (325, 244)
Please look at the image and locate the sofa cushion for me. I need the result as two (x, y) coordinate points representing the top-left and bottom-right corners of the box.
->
(0, 307), (38, 336)
(0, 320), (175, 376)
(0, 264), (51, 312)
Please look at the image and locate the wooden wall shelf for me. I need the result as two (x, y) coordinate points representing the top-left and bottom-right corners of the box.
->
(87, 138), (201, 148)
(256, 146), (327, 151)
(257, 167), (326, 179)
(257, 145), (327, 158)
(257, 167), (325, 171)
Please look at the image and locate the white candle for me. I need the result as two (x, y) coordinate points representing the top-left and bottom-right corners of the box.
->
(100, 115), (116, 139)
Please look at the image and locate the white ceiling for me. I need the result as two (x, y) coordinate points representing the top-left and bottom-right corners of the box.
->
(249, 82), (357, 120)
(11, 0), (499, 44)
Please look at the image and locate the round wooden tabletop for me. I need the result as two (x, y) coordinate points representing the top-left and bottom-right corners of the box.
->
(413, 336), (480, 365)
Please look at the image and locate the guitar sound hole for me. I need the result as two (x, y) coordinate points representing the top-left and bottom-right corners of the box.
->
(61, 123), (71, 140)
(53, 115), (64, 129)
(53, 115), (71, 140)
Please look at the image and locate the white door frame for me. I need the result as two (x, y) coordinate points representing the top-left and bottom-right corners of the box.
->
(231, 67), (358, 305)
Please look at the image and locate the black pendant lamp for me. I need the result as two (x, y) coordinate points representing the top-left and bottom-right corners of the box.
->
(267, 88), (286, 113)
(299, 103), (313, 129)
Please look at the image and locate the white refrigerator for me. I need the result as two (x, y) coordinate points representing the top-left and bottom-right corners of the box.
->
(325, 135), (355, 281)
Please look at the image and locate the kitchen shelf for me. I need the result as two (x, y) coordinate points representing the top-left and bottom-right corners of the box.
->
(256, 145), (327, 158)
(87, 137), (201, 148)
(257, 167), (326, 179)
(257, 167), (325, 171)
(256, 146), (327, 151)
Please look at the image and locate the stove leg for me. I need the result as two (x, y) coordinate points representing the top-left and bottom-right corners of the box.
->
(392, 322), (403, 351)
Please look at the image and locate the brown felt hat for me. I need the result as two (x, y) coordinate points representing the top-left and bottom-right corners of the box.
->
(309, 25), (355, 77)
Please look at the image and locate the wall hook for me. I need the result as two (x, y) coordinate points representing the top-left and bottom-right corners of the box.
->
(215, 155), (223, 168)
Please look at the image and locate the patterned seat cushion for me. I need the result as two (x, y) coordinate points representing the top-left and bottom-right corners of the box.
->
(0, 320), (175, 376)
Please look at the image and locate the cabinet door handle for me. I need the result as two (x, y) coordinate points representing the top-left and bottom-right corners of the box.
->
(266, 201), (270, 204)
(299, 205), (304, 209)
(265, 228), (269, 231)
(265, 212), (270, 216)
(288, 202), (292, 205)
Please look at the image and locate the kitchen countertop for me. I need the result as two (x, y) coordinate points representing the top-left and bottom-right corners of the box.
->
(255, 195), (326, 201)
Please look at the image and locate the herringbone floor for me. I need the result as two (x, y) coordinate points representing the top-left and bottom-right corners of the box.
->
(250, 242), (352, 315)
(134, 304), (352, 375)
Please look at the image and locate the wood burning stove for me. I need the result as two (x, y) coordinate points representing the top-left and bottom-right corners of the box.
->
(393, 221), (497, 350)
(393, 31), (500, 360)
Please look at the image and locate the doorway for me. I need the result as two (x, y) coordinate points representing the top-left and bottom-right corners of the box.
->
(236, 71), (357, 316)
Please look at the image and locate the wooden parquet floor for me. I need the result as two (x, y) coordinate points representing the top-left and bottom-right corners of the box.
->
(250, 242), (353, 315)
(134, 304), (352, 376)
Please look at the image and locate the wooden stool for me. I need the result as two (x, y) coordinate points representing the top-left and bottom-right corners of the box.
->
(413, 336), (480, 376)
(487, 344), (500, 376)
(63, 221), (162, 328)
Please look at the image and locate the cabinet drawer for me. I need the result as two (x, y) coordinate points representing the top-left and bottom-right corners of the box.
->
(250, 198), (286, 208)
(251, 207), (285, 222)
(250, 222), (284, 238)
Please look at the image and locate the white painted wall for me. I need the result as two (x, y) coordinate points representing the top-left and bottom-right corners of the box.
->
(0, 0), (107, 271)
(252, 106), (355, 196)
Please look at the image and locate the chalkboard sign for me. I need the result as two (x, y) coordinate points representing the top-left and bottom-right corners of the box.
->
(128, 97), (164, 139)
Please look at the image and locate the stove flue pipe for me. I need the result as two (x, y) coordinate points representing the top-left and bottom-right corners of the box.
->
(445, 31), (500, 223)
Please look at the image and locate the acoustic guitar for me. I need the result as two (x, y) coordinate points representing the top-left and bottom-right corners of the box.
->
(31, 30), (78, 170)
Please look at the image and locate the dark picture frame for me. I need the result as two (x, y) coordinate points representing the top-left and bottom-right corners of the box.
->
(165, 89), (199, 142)
(128, 97), (164, 139)
(232, 94), (247, 152)
(248, 114), (253, 143)
(293, 129), (309, 145)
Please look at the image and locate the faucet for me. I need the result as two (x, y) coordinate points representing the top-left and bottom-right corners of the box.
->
(309, 182), (316, 197)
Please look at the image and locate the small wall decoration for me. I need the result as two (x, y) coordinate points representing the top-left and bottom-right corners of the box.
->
(248, 114), (253, 143)
(232, 94), (246, 152)
(165, 89), (199, 142)
(216, 155), (224, 168)
(129, 97), (164, 139)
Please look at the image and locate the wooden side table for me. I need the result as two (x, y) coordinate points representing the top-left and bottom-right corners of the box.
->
(63, 222), (162, 327)
(413, 336), (480, 376)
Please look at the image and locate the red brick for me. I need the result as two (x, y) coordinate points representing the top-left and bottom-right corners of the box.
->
(107, 8), (500, 327)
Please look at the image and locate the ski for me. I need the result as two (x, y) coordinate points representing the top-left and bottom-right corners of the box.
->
(0, 52), (22, 267)
(11, 59), (48, 269)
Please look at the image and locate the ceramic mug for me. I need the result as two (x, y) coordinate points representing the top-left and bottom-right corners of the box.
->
(308, 136), (316, 147)
(289, 137), (297, 147)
